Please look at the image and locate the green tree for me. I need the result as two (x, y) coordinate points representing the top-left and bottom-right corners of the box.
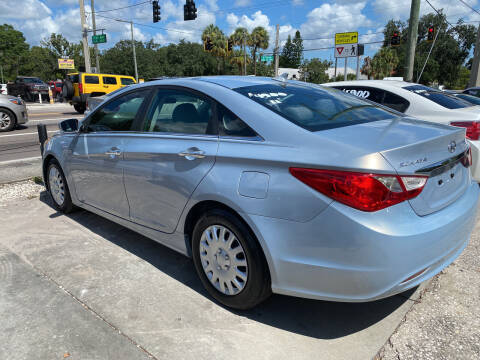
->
(229, 49), (250, 74)
(0, 24), (29, 81)
(299, 58), (330, 83)
(279, 35), (295, 68)
(371, 47), (399, 79)
(202, 24), (226, 74)
(292, 31), (304, 68)
(230, 27), (249, 75)
(248, 26), (269, 75)
(360, 56), (374, 80)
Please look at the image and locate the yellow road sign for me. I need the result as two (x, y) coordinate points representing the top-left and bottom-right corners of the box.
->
(335, 32), (358, 45)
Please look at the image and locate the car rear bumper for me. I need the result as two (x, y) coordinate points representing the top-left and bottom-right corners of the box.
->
(245, 181), (479, 302)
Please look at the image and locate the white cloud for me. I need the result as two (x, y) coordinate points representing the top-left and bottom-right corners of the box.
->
(292, 0), (304, 6)
(234, 0), (252, 7)
(0, 0), (51, 20)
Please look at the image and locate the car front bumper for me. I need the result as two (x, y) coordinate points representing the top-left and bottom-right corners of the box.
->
(12, 104), (28, 125)
(245, 181), (479, 302)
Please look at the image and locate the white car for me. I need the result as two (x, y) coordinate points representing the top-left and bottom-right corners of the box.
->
(323, 80), (480, 181)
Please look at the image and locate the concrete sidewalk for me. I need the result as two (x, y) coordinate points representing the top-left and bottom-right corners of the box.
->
(0, 187), (424, 360)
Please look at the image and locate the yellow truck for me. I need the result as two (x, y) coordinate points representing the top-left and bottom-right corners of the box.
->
(62, 72), (136, 113)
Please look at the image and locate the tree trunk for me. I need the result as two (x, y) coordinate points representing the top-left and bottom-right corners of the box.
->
(217, 58), (221, 75)
(253, 47), (257, 76)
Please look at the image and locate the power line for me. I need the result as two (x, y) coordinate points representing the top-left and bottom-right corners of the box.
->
(85, 0), (151, 14)
(456, 0), (480, 17)
(424, 0), (454, 27)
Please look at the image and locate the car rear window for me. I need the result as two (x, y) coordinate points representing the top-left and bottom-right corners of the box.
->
(121, 78), (135, 85)
(455, 93), (480, 105)
(404, 85), (471, 109)
(234, 83), (397, 132)
(84, 75), (99, 84)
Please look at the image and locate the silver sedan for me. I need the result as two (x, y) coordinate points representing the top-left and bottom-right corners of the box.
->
(42, 76), (478, 309)
(0, 94), (28, 132)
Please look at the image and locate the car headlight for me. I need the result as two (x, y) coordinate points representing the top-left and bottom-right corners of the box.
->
(8, 98), (23, 105)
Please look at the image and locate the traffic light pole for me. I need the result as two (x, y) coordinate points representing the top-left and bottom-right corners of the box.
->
(405, 0), (420, 82)
(91, 0), (100, 73)
(468, 25), (480, 88)
(130, 21), (139, 82)
(274, 24), (279, 77)
(79, 0), (91, 73)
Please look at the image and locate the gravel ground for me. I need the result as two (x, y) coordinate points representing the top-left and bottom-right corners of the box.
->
(0, 180), (44, 206)
(378, 205), (480, 360)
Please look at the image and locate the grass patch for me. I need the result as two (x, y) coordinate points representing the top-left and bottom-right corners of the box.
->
(32, 176), (44, 185)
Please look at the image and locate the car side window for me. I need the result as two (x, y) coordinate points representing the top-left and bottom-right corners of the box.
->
(144, 89), (214, 135)
(121, 78), (135, 85)
(103, 76), (117, 85)
(217, 103), (257, 138)
(86, 89), (150, 132)
(338, 86), (385, 104)
(84, 75), (99, 84)
(382, 91), (410, 113)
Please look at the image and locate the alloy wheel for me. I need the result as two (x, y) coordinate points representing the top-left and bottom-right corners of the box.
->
(0, 111), (11, 130)
(199, 225), (248, 296)
(49, 166), (65, 206)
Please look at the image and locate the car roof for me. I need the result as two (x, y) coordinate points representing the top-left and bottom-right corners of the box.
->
(193, 76), (292, 89)
(324, 79), (415, 89)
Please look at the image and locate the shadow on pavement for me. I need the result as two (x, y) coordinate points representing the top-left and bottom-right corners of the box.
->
(40, 191), (414, 340)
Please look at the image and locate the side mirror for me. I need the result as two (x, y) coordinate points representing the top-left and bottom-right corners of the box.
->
(59, 118), (79, 133)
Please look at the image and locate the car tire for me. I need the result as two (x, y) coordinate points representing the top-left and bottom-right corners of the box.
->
(46, 160), (75, 213)
(192, 208), (271, 310)
(73, 104), (85, 114)
(62, 80), (74, 100)
(0, 108), (16, 132)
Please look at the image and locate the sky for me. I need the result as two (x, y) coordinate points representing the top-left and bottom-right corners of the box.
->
(1, 0), (480, 64)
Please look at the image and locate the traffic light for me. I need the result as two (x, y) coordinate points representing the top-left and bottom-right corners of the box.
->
(391, 31), (400, 46)
(204, 37), (213, 52)
(427, 26), (435, 42)
(226, 39), (233, 54)
(152, 0), (161, 23)
(184, 0), (197, 21)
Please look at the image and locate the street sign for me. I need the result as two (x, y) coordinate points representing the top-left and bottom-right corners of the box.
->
(334, 44), (360, 58)
(335, 32), (358, 45)
(92, 34), (107, 44)
(261, 55), (274, 62)
(58, 58), (75, 69)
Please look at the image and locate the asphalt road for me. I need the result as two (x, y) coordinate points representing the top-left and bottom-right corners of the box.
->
(0, 103), (80, 163)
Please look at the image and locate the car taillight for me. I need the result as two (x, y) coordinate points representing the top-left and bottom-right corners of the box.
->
(450, 121), (480, 140)
(289, 168), (428, 212)
(78, 83), (83, 94)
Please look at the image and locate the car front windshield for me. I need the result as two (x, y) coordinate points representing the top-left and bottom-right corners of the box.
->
(24, 78), (44, 84)
(234, 82), (398, 132)
(403, 85), (471, 109)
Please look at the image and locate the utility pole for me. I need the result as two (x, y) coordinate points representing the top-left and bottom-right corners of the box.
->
(243, 35), (247, 76)
(79, 0), (91, 72)
(405, 0), (420, 82)
(130, 21), (138, 82)
(468, 25), (480, 87)
(344, 58), (347, 81)
(334, 58), (337, 80)
(274, 24), (279, 77)
(91, 0), (100, 73)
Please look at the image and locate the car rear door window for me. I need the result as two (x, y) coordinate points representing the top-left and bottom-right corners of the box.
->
(335, 86), (385, 103)
(103, 76), (117, 85)
(86, 89), (150, 132)
(217, 104), (257, 138)
(84, 75), (99, 84)
(144, 89), (214, 135)
(404, 85), (471, 109)
(382, 91), (410, 113)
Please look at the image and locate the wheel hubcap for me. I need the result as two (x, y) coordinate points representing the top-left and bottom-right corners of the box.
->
(48, 166), (65, 206)
(0, 112), (11, 130)
(200, 225), (248, 296)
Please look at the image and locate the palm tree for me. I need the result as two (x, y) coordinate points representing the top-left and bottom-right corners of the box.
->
(230, 27), (249, 75)
(202, 24), (227, 75)
(371, 48), (399, 79)
(248, 26), (269, 76)
(229, 49), (251, 74)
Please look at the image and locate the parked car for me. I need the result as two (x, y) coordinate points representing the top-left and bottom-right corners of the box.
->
(0, 94), (28, 132)
(62, 72), (136, 114)
(42, 76), (478, 309)
(463, 87), (480, 97)
(451, 93), (480, 106)
(7, 76), (49, 102)
(48, 80), (63, 101)
(323, 80), (480, 182)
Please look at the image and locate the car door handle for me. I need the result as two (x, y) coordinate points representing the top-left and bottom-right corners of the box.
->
(178, 149), (206, 160)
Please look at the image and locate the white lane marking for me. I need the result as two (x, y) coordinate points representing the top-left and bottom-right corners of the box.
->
(0, 156), (41, 165)
(0, 130), (58, 137)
